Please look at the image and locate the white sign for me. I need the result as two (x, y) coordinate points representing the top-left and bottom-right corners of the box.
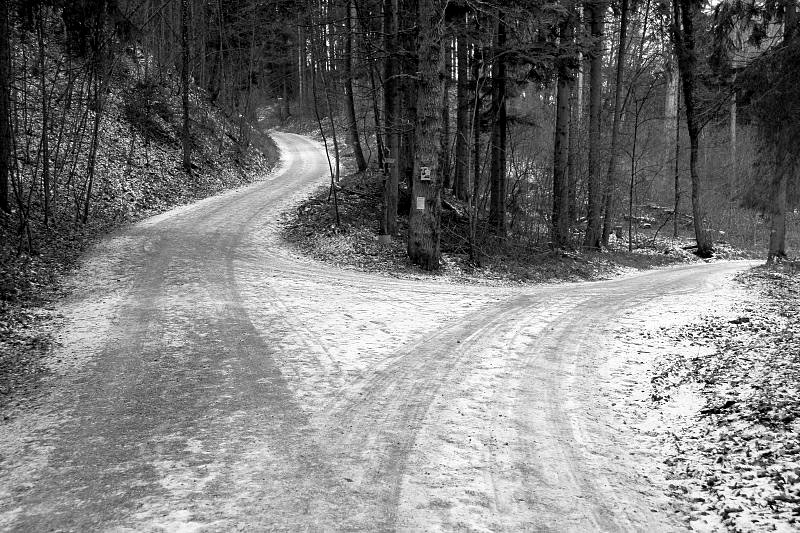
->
(416, 196), (425, 210)
(420, 166), (431, 180)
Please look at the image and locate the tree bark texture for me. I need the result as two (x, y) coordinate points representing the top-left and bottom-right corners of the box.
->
(440, 38), (452, 190)
(672, 0), (713, 256)
(0, 0), (9, 213)
(407, 0), (445, 270)
(489, 12), (507, 236)
(37, 10), (50, 226)
(567, 63), (579, 223)
(601, 0), (628, 246)
(767, 0), (796, 262)
(381, 0), (399, 235)
(398, 0), (418, 197)
(180, 0), (191, 174)
(664, 56), (679, 196)
(583, 0), (604, 249)
(454, 26), (471, 202)
(552, 8), (574, 248)
(344, 0), (367, 172)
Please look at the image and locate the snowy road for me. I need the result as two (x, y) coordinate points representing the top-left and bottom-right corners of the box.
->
(0, 133), (753, 531)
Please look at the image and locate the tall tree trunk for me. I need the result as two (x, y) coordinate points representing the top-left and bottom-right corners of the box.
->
(82, 70), (102, 225)
(370, 67), (385, 170)
(552, 6), (574, 248)
(282, 76), (291, 120)
(0, 0), (10, 214)
(180, 0), (191, 174)
(664, 56), (679, 195)
(674, 84), (681, 238)
(407, 0), (445, 270)
(672, 0), (712, 256)
(344, 0), (367, 171)
(489, 12), (507, 235)
(472, 50), (482, 205)
(398, 0), (418, 197)
(583, 0), (604, 249)
(767, 0), (795, 262)
(298, 25), (307, 111)
(454, 24), (471, 202)
(601, 0), (629, 246)
(381, 0), (398, 236)
(37, 9), (50, 227)
(567, 55), (580, 224)
(440, 38), (452, 190)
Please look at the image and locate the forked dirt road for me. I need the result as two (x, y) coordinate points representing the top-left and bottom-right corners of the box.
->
(0, 133), (753, 531)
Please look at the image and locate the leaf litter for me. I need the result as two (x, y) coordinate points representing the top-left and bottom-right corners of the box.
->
(647, 263), (800, 532)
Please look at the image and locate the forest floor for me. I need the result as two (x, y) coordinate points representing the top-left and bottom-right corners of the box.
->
(281, 165), (758, 286)
(646, 263), (800, 532)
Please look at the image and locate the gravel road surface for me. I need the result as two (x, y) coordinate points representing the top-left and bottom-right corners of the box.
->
(0, 133), (753, 531)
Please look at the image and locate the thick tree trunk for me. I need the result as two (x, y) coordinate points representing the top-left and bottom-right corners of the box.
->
(601, 0), (628, 246)
(454, 26), (471, 202)
(381, 0), (398, 236)
(489, 12), (507, 236)
(767, 0), (795, 262)
(552, 8), (574, 248)
(567, 62), (579, 224)
(0, 0), (9, 214)
(407, 0), (445, 270)
(398, 0), (418, 198)
(344, 0), (366, 171)
(180, 0), (191, 175)
(583, 0), (604, 249)
(768, 174), (787, 263)
(673, 0), (712, 256)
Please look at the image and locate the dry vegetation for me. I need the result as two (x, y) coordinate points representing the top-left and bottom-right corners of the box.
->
(650, 264), (800, 531)
(281, 165), (759, 285)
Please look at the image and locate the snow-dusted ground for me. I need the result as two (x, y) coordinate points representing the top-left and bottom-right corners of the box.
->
(0, 133), (759, 531)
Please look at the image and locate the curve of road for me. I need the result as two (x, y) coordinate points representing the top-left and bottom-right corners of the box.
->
(0, 132), (753, 532)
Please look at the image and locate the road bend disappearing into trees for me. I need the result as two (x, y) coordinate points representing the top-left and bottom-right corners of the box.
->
(0, 133), (753, 532)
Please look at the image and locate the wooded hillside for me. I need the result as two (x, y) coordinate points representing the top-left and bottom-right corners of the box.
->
(0, 0), (279, 369)
(270, 0), (800, 269)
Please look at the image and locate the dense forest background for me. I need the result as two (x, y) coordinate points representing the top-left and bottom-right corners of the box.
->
(0, 0), (798, 284)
